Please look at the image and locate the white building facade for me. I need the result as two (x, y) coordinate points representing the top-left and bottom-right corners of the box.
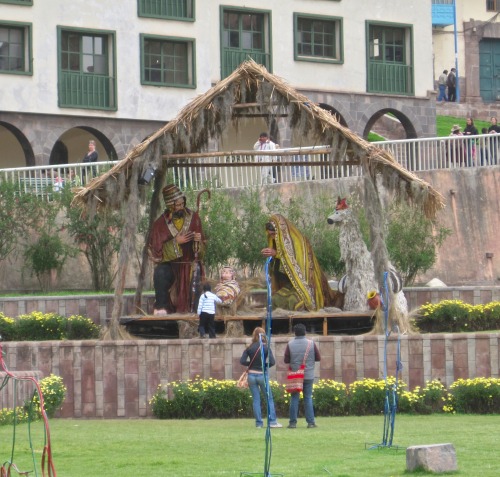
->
(0, 0), (436, 168)
(433, 0), (500, 103)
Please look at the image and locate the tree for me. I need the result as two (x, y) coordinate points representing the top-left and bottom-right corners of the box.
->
(234, 188), (270, 277)
(61, 188), (123, 291)
(198, 189), (239, 277)
(386, 202), (451, 285)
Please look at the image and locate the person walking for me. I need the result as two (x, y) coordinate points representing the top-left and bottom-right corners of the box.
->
(437, 70), (448, 102)
(197, 283), (222, 338)
(240, 327), (283, 428)
(447, 68), (457, 102)
(284, 323), (320, 429)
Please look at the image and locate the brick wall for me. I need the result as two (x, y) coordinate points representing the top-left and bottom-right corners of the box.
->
(1, 333), (499, 418)
(1, 287), (500, 326)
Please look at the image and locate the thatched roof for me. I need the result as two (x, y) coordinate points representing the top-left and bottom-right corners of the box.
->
(73, 59), (444, 218)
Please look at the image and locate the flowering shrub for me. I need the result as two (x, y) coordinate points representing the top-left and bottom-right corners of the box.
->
(415, 300), (496, 332)
(0, 313), (16, 341)
(150, 375), (500, 419)
(348, 377), (406, 416)
(0, 406), (32, 426)
(313, 379), (348, 416)
(447, 377), (500, 414)
(31, 374), (67, 418)
(150, 377), (253, 419)
(0, 312), (100, 341)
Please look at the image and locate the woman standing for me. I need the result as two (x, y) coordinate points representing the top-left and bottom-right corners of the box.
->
(240, 327), (282, 428)
(463, 117), (478, 167)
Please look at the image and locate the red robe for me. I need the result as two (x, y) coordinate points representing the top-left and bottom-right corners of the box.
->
(149, 208), (205, 313)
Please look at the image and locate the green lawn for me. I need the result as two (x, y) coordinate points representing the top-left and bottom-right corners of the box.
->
(1, 415), (499, 476)
(436, 115), (490, 137)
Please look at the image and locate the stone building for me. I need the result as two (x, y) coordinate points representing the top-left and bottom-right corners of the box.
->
(433, 0), (500, 105)
(0, 0), (436, 170)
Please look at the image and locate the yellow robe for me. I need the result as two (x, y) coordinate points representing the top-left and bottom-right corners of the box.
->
(267, 214), (334, 311)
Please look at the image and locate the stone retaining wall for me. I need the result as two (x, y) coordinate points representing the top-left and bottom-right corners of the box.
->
(1, 333), (498, 419)
(1, 287), (499, 326)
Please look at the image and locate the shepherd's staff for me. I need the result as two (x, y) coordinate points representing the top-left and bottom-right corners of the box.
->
(190, 188), (211, 313)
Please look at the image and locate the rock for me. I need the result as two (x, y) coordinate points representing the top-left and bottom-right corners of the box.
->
(425, 278), (447, 287)
(406, 443), (457, 473)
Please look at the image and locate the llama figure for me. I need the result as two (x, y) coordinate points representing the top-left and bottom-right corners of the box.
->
(327, 198), (377, 311)
(327, 197), (408, 319)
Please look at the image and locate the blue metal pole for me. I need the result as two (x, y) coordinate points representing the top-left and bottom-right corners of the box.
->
(453, 0), (460, 102)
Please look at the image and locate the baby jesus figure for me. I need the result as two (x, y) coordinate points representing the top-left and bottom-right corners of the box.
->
(214, 266), (241, 312)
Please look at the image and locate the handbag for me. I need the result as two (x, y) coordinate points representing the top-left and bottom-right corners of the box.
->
(285, 340), (312, 394)
(237, 345), (261, 389)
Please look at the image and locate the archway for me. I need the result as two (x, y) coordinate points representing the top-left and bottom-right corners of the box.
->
(0, 122), (35, 168)
(362, 108), (417, 140)
(317, 103), (348, 128)
(56, 126), (118, 165)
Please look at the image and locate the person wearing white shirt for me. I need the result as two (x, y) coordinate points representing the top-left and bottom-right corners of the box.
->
(253, 132), (276, 184)
(197, 283), (223, 338)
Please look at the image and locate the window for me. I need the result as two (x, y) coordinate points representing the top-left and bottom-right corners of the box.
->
(366, 22), (414, 95)
(141, 35), (195, 87)
(0, 22), (32, 74)
(294, 13), (343, 63)
(138, 0), (194, 21)
(487, 0), (500, 12)
(0, 0), (32, 4)
(220, 7), (271, 78)
(58, 27), (116, 110)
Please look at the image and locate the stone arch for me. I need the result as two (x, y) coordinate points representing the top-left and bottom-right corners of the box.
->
(317, 103), (349, 128)
(361, 103), (420, 140)
(0, 121), (35, 167)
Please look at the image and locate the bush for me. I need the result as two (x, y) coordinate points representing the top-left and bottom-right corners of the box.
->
(32, 374), (67, 418)
(0, 406), (32, 426)
(313, 379), (348, 416)
(150, 376), (500, 419)
(0, 312), (101, 341)
(0, 313), (17, 341)
(448, 377), (500, 414)
(63, 315), (100, 340)
(348, 377), (406, 416)
(16, 312), (65, 341)
(415, 300), (486, 332)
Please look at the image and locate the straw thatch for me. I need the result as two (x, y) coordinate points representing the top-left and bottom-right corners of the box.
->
(70, 59), (445, 337)
(73, 59), (444, 218)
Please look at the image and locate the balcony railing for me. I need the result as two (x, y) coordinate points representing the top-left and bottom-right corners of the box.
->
(367, 62), (413, 95)
(0, 134), (498, 201)
(221, 50), (271, 79)
(59, 72), (115, 110)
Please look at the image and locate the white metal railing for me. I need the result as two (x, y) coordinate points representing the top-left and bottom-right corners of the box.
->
(375, 133), (499, 171)
(0, 135), (498, 201)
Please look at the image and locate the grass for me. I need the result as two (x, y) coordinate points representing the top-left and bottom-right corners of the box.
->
(1, 415), (499, 476)
(436, 115), (490, 137)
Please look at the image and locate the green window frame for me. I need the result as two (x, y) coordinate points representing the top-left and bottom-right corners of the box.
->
(366, 21), (414, 95)
(57, 27), (117, 110)
(294, 13), (343, 64)
(138, 0), (195, 21)
(0, 0), (32, 5)
(0, 21), (32, 75)
(487, 0), (500, 11)
(220, 6), (272, 79)
(141, 34), (196, 88)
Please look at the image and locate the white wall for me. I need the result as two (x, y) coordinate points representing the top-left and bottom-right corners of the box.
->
(0, 0), (434, 123)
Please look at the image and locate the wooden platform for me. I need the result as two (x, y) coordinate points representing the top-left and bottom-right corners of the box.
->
(119, 310), (376, 337)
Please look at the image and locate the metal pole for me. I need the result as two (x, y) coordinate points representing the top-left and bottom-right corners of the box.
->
(453, 0), (460, 102)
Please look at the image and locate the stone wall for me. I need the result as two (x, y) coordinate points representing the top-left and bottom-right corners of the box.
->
(1, 333), (499, 418)
(1, 287), (499, 326)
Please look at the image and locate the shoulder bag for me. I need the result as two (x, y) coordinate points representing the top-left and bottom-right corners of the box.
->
(237, 345), (261, 389)
(285, 340), (312, 394)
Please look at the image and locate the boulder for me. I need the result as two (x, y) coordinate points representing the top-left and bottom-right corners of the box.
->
(406, 443), (457, 473)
